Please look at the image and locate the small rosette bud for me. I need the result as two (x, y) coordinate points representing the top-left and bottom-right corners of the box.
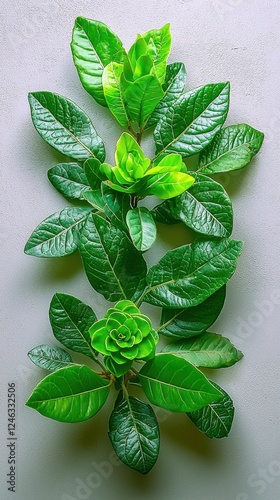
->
(89, 300), (159, 377)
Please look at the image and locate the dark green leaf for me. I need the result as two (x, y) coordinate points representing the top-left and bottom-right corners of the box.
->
(159, 286), (226, 339)
(79, 213), (147, 302)
(161, 332), (243, 368)
(49, 293), (97, 359)
(157, 172), (233, 237)
(28, 92), (105, 161)
(26, 365), (110, 422)
(144, 238), (243, 308)
(101, 183), (130, 231)
(48, 163), (91, 200)
(27, 344), (73, 371)
(83, 190), (105, 211)
(109, 394), (160, 474)
(198, 124), (264, 174)
(147, 62), (186, 129)
(154, 82), (230, 157)
(187, 382), (234, 438)
(151, 201), (180, 225)
(139, 354), (222, 412)
(71, 17), (125, 106)
(126, 207), (157, 251)
(84, 158), (103, 189)
(24, 207), (92, 257)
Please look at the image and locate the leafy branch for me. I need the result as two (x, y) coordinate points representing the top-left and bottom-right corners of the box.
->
(24, 17), (263, 475)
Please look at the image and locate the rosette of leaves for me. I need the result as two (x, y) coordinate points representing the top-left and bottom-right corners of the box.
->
(25, 17), (264, 475)
(89, 300), (159, 377)
(97, 132), (195, 200)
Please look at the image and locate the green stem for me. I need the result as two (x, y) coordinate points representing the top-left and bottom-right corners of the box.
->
(135, 286), (149, 307)
(92, 353), (107, 374)
(136, 127), (143, 145)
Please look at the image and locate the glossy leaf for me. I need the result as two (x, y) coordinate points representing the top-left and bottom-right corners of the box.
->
(27, 344), (73, 371)
(123, 74), (164, 126)
(101, 183), (130, 231)
(147, 62), (186, 128)
(83, 190), (105, 211)
(159, 286), (226, 339)
(26, 365), (110, 423)
(79, 213), (147, 302)
(198, 124), (264, 174)
(48, 163), (91, 200)
(109, 394), (160, 474)
(154, 82), (230, 157)
(103, 62), (129, 126)
(151, 201), (180, 225)
(126, 207), (157, 251)
(157, 172), (233, 237)
(161, 332), (243, 368)
(71, 17), (125, 106)
(187, 382), (234, 438)
(49, 293), (97, 360)
(84, 158), (103, 188)
(139, 171), (195, 199)
(142, 23), (171, 84)
(139, 354), (222, 412)
(28, 92), (105, 161)
(144, 238), (243, 308)
(24, 207), (92, 257)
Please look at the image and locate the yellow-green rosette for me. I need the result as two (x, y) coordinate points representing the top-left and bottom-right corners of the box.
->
(89, 300), (159, 377)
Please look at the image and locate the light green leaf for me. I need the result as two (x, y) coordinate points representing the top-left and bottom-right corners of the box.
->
(144, 238), (243, 308)
(157, 172), (233, 237)
(159, 286), (226, 339)
(79, 213), (147, 302)
(126, 207), (157, 252)
(71, 17), (125, 106)
(47, 163), (91, 200)
(109, 393), (160, 474)
(28, 92), (105, 161)
(147, 62), (186, 129)
(198, 124), (264, 174)
(24, 207), (92, 257)
(138, 171), (195, 199)
(49, 293), (97, 360)
(27, 344), (73, 371)
(103, 62), (129, 126)
(139, 354), (222, 412)
(26, 365), (110, 423)
(161, 332), (243, 368)
(187, 382), (234, 438)
(123, 74), (164, 126)
(142, 23), (172, 84)
(154, 82), (230, 157)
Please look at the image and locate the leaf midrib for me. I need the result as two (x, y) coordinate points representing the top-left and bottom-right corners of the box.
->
(146, 241), (235, 295)
(32, 94), (96, 159)
(29, 210), (90, 250)
(140, 371), (215, 396)
(53, 294), (95, 359)
(182, 187), (228, 235)
(155, 83), (228, 157)
(33, 382), (109, 404)
(198, 139), (253, 171)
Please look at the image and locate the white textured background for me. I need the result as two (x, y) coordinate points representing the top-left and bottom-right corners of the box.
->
(1, 1), (280, 499)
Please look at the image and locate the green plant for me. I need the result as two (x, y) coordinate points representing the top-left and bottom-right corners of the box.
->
(25, 17), (264, 474)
